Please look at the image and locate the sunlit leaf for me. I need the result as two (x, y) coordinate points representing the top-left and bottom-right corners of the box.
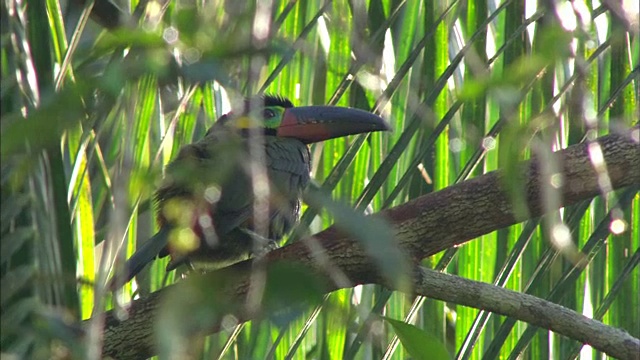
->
(384, 316), (451, 360)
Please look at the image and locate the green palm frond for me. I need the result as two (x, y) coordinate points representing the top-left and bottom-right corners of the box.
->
(1, 0), (637, 359)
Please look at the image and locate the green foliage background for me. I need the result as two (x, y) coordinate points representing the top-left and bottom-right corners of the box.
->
(1, 0), (638, 359)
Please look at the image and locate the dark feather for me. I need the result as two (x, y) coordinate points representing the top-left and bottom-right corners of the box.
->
(111, 95), (308, 287)
(261, 94), (293, 108)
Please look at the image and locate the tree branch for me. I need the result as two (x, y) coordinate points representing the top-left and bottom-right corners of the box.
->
(97, 127), (640, 359)
(402, 266), (640, 360)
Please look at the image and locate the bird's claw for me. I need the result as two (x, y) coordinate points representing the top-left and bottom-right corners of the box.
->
(253, 239), (279, 258)
(239, 228), (280, 257)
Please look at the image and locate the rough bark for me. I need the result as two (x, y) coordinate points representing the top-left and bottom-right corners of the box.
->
(98, 127), (640, 359)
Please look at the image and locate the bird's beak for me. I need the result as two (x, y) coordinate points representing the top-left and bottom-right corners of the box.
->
(278, 106), (391, 144)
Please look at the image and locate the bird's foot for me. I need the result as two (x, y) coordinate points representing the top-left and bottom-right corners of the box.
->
(239, 228), (279, 257)
(252, 238), (280, 258)
(257, 239), (279, 255)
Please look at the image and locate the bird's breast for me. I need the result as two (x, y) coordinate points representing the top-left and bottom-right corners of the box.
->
(265, 138), (311, 194)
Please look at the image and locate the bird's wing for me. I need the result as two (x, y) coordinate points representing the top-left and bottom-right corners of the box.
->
(155, 138), (242, 206)
(212, 165), (254, 235)
(110, 138), (238, 288)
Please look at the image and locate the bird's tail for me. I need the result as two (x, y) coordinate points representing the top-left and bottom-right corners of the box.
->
(109, 227), (170, 290)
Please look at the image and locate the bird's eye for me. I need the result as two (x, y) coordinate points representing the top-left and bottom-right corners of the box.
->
(263, 109), (276, 119)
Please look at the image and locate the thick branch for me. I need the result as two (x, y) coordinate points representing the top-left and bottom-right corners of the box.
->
(99, 127), (640, 359)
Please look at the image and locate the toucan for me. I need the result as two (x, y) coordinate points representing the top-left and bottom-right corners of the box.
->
(110, 95), (389, 289)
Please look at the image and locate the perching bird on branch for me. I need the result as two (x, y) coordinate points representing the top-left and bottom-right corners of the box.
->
(110, 95), (389, 289)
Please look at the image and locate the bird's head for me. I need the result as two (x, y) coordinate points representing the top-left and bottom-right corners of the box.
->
(209, 95), (390, 144)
